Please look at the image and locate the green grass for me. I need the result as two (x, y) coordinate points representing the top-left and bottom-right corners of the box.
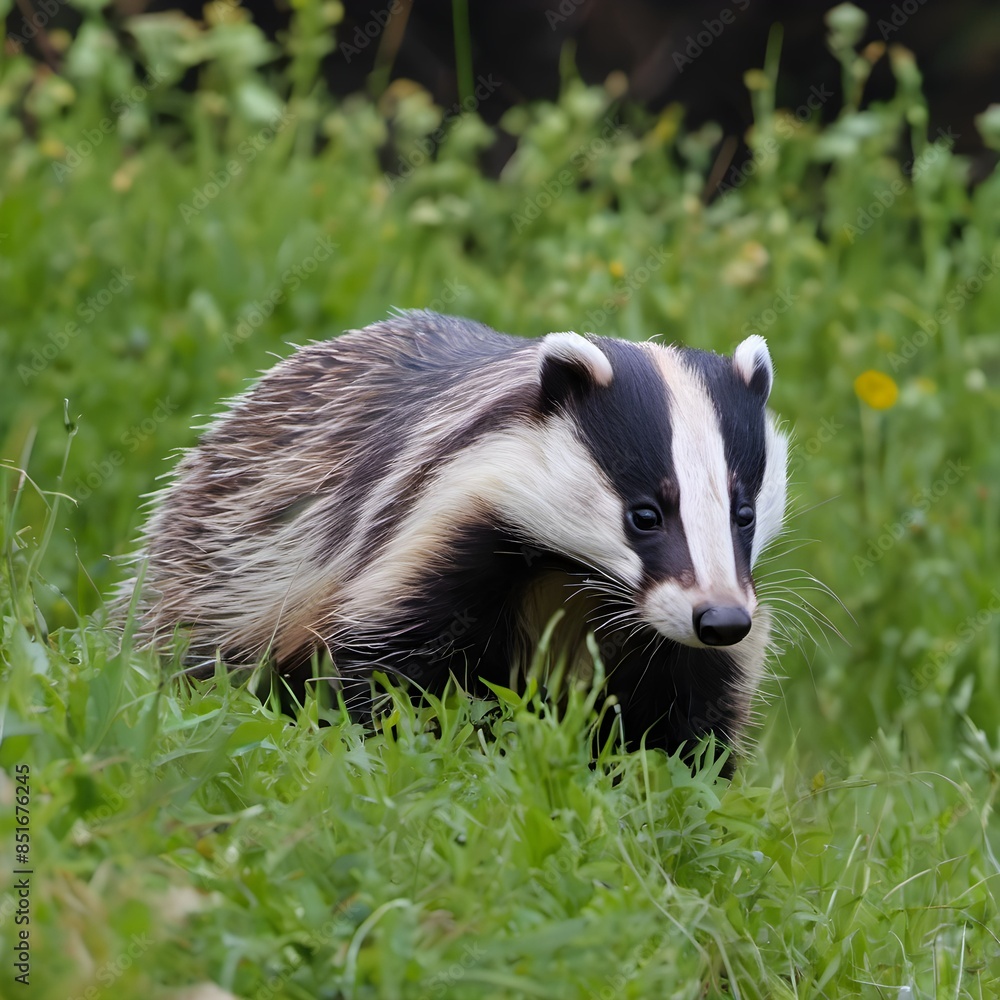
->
(2, 2), (999, 996)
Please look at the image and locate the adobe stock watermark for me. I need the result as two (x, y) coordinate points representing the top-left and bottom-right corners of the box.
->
(672, 0), (751, 73)
(507, 548), (627, 664)
(580, 247), (670, 329)
(717, 84), (834, 195)
(740, 288), (798, 337)
(417, 943), (485, 999)
(786, 416), (843, 479)
(877, 0), (930, 39)
(248, 922), (344, 1000)
(586, 937), (661, 1000)
(813, 746), (861, 787)
(18, 268), (134, 383)
(854, 459), (970, 575)
(545, 0), (586, 29)
(411, 609), (477, 664)
(426, 277), (467, 314)
(66, 933), (152, 1000)
(385, 74), (501, 189)
(889, 252), (1000, 372)
(179, 108), (296, 222)
(339, 0), (402, 63)
(843, 127), (959, 243)
(897, 590), (1000, 699)
(224, 235), (336, 350)
(52, 65), (169, 181)
(71, 759), (161, 834)
(6, 0), (68, 46)
(73, 397), (179, 502)
(511, 116), (627, 233)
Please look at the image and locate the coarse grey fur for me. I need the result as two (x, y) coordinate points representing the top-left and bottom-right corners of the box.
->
(126, 310), (788, 766)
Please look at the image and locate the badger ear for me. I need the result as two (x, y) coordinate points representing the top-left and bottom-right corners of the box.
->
(733, 334), (774, 401)
(538, 332), (613, 409)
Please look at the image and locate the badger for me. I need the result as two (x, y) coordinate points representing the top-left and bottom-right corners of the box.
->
(131, 311), (788, 763)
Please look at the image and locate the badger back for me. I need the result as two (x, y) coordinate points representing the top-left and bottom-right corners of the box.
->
(137, 313), (543, 658)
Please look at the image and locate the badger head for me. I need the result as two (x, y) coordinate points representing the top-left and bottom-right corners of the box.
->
(326, 320), (787, 674)
(510, 329), (788, 652)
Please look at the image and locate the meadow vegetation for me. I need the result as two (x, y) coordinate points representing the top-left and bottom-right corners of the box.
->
(1, 1), (998, 996)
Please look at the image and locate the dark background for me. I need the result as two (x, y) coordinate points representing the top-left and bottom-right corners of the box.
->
(8, 0), (1000, 188)
(10, 0), (998, 166)
(321, 0), (999, 162)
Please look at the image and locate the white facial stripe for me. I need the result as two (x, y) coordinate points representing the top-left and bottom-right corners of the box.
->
(484, 416), (643, 583)
(335, 416), (643, 629)
(648, 347), (742, 599)
(752, 412), (788, 564)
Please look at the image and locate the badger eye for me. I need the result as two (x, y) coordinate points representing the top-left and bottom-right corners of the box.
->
(735, 503), (755, 528)
(628, 506), (662, 531)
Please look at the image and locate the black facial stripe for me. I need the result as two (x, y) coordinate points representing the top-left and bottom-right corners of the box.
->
(641, 506), (695, 586)
(571, 339), (674, 496)
(645, 476), (695, 584)
(565, 339), (696, 584)
(731, 521), (753, 587)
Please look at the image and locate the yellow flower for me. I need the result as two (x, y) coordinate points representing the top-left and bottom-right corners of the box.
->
(609, 260), (625, 279)
(854, 370), (899, 410)
(650, 107), (680, 146)
(39, 137), (66, 159)
(111, 165), (135, 192)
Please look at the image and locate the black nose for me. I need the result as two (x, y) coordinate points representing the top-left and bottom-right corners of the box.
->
(693, 605), (752, 646)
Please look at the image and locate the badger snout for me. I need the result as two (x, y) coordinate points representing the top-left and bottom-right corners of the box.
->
(693, 604), (752, 646)
(640, 581), (756, 648)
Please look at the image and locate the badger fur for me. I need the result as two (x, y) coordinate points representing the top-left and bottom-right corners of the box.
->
(133, 311), (788, 761)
